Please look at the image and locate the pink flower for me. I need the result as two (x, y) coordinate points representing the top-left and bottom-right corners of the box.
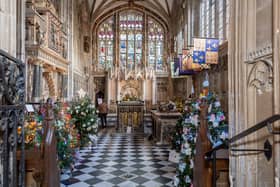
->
(210, 114), (215, 122)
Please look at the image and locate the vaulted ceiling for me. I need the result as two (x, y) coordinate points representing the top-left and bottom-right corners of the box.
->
(87, 0), (175, 26)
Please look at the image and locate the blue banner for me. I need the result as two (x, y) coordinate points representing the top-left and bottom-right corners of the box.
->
(193, 38), (219, 64)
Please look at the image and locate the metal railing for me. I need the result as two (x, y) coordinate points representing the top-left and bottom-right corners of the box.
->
(0, 49), (25, 187)
(205, 114), (280, 187)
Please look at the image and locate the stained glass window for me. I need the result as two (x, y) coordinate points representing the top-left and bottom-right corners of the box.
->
(97, 10), (165, 74)
(98, 16), (114, 70)
(199, 0), (229, 43)
(119, 11), (143, 72)
(148, 17), (164, 71)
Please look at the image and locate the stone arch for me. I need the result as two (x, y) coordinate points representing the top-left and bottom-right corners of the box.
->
(92, 5), (168, 33)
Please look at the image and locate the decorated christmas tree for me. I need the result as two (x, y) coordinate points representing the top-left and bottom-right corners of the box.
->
(69, 96), (98, 146)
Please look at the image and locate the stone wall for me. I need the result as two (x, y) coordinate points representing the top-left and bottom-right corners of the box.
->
(228, 0), (279, 186)
(0, 0), (20, 57)
(71, 0), (90, 97)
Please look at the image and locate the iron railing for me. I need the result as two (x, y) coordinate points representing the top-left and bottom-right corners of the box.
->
(205, 114), (280, 187)
(0, 49), (25, 187)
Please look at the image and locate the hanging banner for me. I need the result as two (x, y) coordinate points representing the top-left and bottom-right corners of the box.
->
(179, 48), (202, 73)
(178, 52), (195, 75)
(171, 57), (180, 78)
(193, 38), (219, 64)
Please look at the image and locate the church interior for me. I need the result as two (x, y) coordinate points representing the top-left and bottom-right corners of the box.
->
(1, 0), (280, 186)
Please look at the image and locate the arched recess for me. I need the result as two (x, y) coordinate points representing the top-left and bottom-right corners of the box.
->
(92, 4), (169, 32)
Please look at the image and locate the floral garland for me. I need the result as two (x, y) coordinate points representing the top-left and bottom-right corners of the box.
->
(174, 98), (200, 187)
(171, 117), (184, 152)
(207, 98), (229, 148)
(69, 96), (98, 146)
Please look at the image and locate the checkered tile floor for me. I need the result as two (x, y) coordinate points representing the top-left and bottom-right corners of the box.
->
(60, 128), (176, 187)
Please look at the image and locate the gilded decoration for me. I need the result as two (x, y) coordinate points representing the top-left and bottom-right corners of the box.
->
(120, 80), (141, 101)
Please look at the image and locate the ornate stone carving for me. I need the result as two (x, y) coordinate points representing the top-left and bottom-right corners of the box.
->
(25, 0), (69, 101)
(247, 59), (273, 94)
(120, 80), (141, 100)
(245, 43), (273, 95)
(247, 43), (272, 62)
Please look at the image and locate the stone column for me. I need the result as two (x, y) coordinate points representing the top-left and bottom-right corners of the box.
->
(62, 74), (68, 99)
(273, 0), (280, 186)
(117, 79), (120, 101)
(142, 79), (146, 101)
(32, 62), (42, 102)
(0, 0), (17, 56)
(106, 75), (111, 105)
(152, 77), (157, 105)
(67, 0), (74, 100)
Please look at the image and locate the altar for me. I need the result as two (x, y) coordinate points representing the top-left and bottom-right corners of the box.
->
(151, 110), (182, 145)
(117, 101), (144, 132)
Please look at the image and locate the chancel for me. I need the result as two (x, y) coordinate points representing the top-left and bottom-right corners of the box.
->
(1, 0), (280, 187)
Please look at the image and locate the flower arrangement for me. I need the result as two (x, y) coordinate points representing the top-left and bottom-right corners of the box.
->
(18, 113), (43, 150)
(55, 102), (80, 170)
(69, 96), (98, 146)
(174, 98), (199, 187)
(207, 98), (229, 148)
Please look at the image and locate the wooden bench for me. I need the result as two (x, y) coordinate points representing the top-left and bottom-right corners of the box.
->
(17, 105), (60, 187)
(193, 103), (229, 187)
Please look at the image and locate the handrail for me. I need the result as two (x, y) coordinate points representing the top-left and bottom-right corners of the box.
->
(204, 114), (280, 187)
(229, 114), (280, 143)
(0, 49), (22, 64)
(206, 114), (280, 156)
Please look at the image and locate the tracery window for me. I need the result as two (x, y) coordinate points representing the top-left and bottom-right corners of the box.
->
(148, 17), (164, 71)
(97, 10), (165, 73)
(98, 16), (114, 70)
(119, 11), (143, 72)
(199, 0), (229, 43)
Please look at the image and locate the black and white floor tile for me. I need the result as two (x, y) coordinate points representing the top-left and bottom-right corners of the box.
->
(60, 128), (176, 187)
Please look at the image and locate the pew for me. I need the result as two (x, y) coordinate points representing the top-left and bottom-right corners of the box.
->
(205, 146), (229, 187)
(193, 102), (229, 187)
(193, 103), (212, 187)
(17, 104), (60, 187)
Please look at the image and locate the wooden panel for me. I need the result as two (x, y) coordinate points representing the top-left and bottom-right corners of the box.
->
(193, 104), (212, 187)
